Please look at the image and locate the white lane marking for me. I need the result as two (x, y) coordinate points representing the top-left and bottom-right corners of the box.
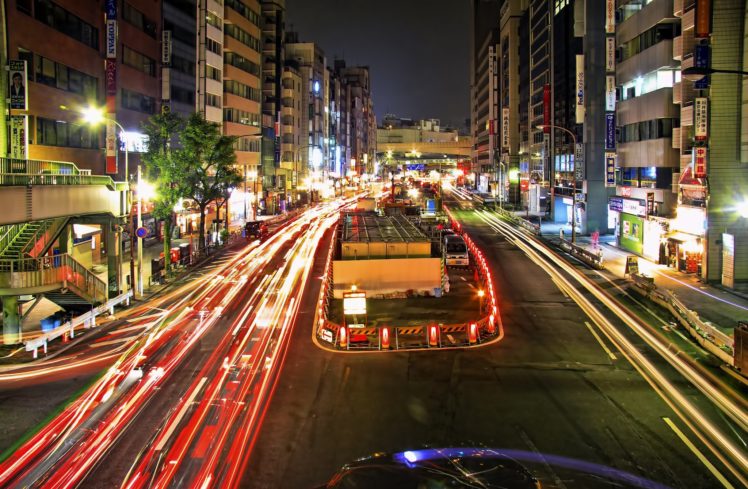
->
(88, 336), (140, 348)
(155, 377), (208, 451)
(663, 417), (734, 489)
(584, 321), (617, 361)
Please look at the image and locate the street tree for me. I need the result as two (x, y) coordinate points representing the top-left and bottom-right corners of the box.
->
(173, 113), (242, 254)
(141, 111), (184, 273)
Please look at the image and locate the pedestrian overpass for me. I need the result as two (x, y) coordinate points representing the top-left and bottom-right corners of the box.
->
(0, 157), (129, 343)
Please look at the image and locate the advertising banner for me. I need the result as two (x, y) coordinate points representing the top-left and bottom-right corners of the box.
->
(606, 75), (616, 112)
(575, 55), (585, 123)
(106, 119), (117, 174)
(574, 143), (585, 180)
(9, 115), (28, 159)
(606, 37), (616, 72)
(620, 213), (644, 255)
(8, 60), (28, 111)
(105, 59), (117, 96)
(605, 152), (616, 187)
(162, 30), (172, 65)
(543, 84), (551, 132)
(695, 0), (711, 38)
(605, 113), (616, 150)
(694, 97), (708, 141)
(105, 0), (117, 19)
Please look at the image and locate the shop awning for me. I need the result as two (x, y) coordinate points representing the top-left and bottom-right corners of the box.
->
(678, 165), (705, 187)
(666, 232), (699, 243)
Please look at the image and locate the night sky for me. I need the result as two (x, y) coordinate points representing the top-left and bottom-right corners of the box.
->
(285, 0), (470, 129)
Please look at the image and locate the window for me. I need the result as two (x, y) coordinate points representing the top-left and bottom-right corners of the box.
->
(32, 0), (98, 49)
(37, 117), (97, 148)
(619, 23), (680, 62)
(224, 108), (261, 126)
(225, 0), (261, 26)
(225, 52), (260, 76)
(618, 118), (678, 143)
(206, 93), (222, 107)
(34, 54), (98, 98)
(121, 88), (156, 114)
(206, 38), (222, 56)
(123, 46), (156, 76)
(235, 138), (260, 152)
(172, 54), (196, 76)
(224, 80), (261, 102)
(172, 86), (195, 105)
(224, 24), (261, 52)
(17, 0), (32, 14)
(206, 11), (222, 30)
(123, 2), (157, 38)
(206, 65), (222, 81)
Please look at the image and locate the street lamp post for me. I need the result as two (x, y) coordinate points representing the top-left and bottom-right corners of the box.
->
(537, 124), (578, 243)
(682, 66), (748, 80)
(81, 107), (135, 295)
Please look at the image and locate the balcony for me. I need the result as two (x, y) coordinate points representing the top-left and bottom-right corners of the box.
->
(617, 138), (680, 168)
(674, 0), (683, 16)
(673, 81), (682, 104)
(672, 127), (681, 149)
(681, 103), (693, 126)
(673, 36), (683, 61)
(618, 41), (677, 84)
(682, 4), (695, 30)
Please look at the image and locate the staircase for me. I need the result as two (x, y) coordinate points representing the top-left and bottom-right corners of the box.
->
(0, 253), (108, 306)
(0, 218), (68, 261)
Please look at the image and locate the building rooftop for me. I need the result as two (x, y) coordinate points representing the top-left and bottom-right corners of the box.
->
(341, 213), (429, 243)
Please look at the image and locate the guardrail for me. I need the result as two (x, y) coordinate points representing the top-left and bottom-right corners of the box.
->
(25, 290), (133, 358)
(559, 238), (605, 270)
(0, 157), (120, 187)
(316, 212), (502, 351)
(628, 273), (734, 366)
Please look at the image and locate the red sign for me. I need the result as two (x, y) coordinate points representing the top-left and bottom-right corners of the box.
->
(543, 84), (551, 133)
(520, 179), (529, 192)
(694, 147), (707, 178)
(695, 0), (711, 38)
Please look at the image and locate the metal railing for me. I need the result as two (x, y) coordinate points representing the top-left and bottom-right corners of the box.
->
(0, 253), (107, 304)
(0, 218), (66, 259)
(0, 224), (26, 256)
(0, 157), (118, 187)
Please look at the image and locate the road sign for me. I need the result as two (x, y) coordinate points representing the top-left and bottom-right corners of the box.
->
(135, 226), (148, 239)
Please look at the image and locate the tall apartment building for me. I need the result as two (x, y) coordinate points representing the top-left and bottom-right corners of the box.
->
(337, 62), (376, 177)
(223, 0), (263, 221)
(471, 29), (499, 194)
(163, 0), (197, 117)
(280, 60), (302, 194)
(196, 0), (224, 124)
(611, 0), (680, 263)
(260, 0), (290, 210)
(6, 0), (161, 180)
(285, 34), (327, 199)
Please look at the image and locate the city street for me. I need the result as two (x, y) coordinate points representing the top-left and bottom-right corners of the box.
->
(245, 196), (747, 488)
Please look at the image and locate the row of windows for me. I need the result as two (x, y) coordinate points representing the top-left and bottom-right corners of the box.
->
(206, 65), (222, 81)
(18, 48), (99, 99)
(121, 88), (156, 114)
(225, 24), (261, 52)
(618, 118), (679, 144)
(20, 0), (99, 50)
(172, 85), (195, 105)
(225, 52), (260, 76)
(172, 54), (196, 76)
(224, 80), (261, 102)
(206, 93), (222, 108)
(123, 2), (157, 38)
(206, 38), (222, 56)
(619, 23), (680, 63)
(164, 20), (195, 46)
(37, 117), (99, 149)
(225, 0), (261, 27)
(206, 11), (222, 30)
(234, 138), (260, 152)
(224, 108), (260, 126)
(123, 46), (156, 77)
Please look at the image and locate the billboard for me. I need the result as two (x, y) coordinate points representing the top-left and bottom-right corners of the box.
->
(605, 152), (616, 187)
(606, 37), (616, 72)
(575, 55), (585, 123)
(605, 113), (616, 150)
(694, 146), (707, 178)
(501, 107), (510, 149)
(8, 60), (28, 111)
(605, 76), (616, 112)
(9, 115), (28, 159)
(694, 97), (708, 141)
(106, 119), (117, 174)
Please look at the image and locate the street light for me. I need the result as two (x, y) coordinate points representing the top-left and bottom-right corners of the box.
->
(537, 124), (578, 243)
(80, 105), (137, 295)
(682, 66), (748, 81)
(477, 289), (485, 315)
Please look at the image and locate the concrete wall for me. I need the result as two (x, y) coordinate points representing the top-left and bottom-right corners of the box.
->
(0, 185), (126, 225)
(332, 257), (441, 298)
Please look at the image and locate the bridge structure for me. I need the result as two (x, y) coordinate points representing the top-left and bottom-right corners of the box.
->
(0, 157), (129, 344)
(375, 140), (472, 177)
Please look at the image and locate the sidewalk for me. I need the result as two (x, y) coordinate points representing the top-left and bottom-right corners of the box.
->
(523, 213), (748, 335)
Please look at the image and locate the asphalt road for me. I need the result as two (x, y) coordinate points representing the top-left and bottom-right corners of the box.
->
(245, 207), (731, 488)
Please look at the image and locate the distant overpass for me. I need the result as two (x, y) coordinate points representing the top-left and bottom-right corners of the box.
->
(376, 140), (472, 158)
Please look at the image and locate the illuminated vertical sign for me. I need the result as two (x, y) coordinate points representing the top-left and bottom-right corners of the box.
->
(162, 30), (172, 64)
(9, 115), (28, 159)
(606, 75), (616, 112)
(106, 20), (117, 58)
(501, 107), (510, 150)
(605, 113), (616, 150)
(543, 84), (551, 133)
(7, 60), (28, 111)
(575, 55), (585, 123)
(574, 143), (585, 180)
(606, 37), (616, 72)
(694, 147), (707, 178)
(694, 97), (708, 141)
(605, 152), (616, 187)
(695, 0), (711, 38)
(106, 119), (117, 174)
(605, 0), (616, 33)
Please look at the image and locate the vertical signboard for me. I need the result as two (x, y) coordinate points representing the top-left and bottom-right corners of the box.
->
(606, 76), (616, 112)
(605, 113), (616, 150)
(606, 37), (616, 72)
(575, 55), (585, 123)
(694, 147), (707, 178)
(106, 119), (117, 174)
(105, 60), (117, 98)
(574, 143), (585, 180)
(9, 115), (28, 159)
(7, 60), (28, 111)
(501, 107), (510, 150)
(162, 30), (172, 64)
(605, 152), (616, 187)
(106, 20), (117, 58)
(605, 0), (616, 33)
(694, 97), (708, 141)
(695, 0), (711, 38)
(543, 84), (551, 133)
